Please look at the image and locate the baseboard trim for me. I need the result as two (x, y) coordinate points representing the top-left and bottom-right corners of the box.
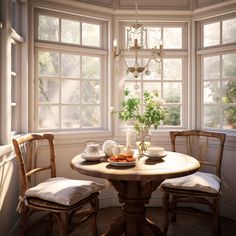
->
(99, 195), (236, 221)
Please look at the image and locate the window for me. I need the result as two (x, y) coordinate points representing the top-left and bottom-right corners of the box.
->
(201, 17), (236, 131)
(11, 0), (24, 135)
(0, 0), (24, 144)
(120, 24), (187, 129)
(35, 11), (107, 131)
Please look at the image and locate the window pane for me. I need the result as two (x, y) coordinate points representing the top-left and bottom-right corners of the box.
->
(124, 82), (142, 97)
(61, 80), (80, 103)
(143, 59), (161, 80)
(147, 27), (161, 49)
(222, 18), (236, 44)
(223, 53), (236, 78)
(203, 22), (220, 47)
(204, 106), (221, 128)
(61, 19), (80, 44)
(38, 15), (59, 42)
(163, 59), (182, 80)
(82, 56), (100, 79)
(222, 81), (236, 103)
(82, 22), (100, 47)
(39, 78), (60, 103)
(223, 106), (236, 129)
(164, 105), (181, 126)
(203, 56), (220, 80)
(62, 106), (80, 128)
(82, 81), (100, 103)
(61, 54), (80, 78)
(38, 51), (59, 76)
(11, 106), (16, 131)
(82, 105), (100, 127)
(163, 27), (182, 49)
(11, 75), (16, 103)
(11, 1), (17, 30)
(143, 82), (161, 94)
(11, 44), (16, 72)
(204, 81), (221, 104)
(163, 82), (181, 103)
(39, 105), (59, 129)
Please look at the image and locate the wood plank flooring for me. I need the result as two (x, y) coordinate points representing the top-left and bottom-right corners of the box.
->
(25, 207), (236, 236)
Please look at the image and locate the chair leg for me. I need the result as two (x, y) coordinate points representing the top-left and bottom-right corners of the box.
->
(19, 204), (30, 236)
(54, 213), (69, 236)
(171, 194), (177, 222)
(90, 197), (99, 236)
(163, 193), (170, 236)
(213, 198), (220, 236)
(45, 213), (54, 236)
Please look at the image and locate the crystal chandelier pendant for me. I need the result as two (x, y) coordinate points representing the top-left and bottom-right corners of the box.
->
(134, 81), (139, 90)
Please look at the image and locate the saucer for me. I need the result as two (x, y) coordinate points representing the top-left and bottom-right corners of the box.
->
(81, 151), (106, 161)
(143, 151), (167, 160)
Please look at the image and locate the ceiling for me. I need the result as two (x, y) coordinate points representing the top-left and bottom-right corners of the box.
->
(76, 0), (229, 10)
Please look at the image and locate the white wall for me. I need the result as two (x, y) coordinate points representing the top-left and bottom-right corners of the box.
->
(0, 147), (19, 236)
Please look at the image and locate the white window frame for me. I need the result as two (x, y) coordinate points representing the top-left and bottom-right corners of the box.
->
(197, 14), (236, 135)
(113, 20), (189, 138)
(32, 9), (109, 133)
(0, 0), (26, 145)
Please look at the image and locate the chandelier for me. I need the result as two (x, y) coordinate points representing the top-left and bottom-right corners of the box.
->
(113, 2), (163, 79)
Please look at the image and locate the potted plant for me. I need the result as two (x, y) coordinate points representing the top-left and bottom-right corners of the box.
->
(118, 89), (167, 154)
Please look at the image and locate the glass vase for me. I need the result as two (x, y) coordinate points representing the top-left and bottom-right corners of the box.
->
(136, 129), (151, 155)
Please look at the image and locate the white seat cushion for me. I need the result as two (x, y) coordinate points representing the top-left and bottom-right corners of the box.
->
(25, 177), (104, 206)
(160, 171), (221, 194)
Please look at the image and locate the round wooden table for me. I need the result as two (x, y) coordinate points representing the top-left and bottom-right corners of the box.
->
(71, 151), (200, 236)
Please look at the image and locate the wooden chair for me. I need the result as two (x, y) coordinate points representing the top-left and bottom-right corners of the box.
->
(160, 130), (226, 236)
(12, 133), (104, 236)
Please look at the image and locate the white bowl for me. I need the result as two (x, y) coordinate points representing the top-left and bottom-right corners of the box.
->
(147, 147), (165, 157)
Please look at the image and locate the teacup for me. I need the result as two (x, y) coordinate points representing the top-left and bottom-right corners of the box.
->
(147, 147), (165, 157)
(84, 142), (100, 157)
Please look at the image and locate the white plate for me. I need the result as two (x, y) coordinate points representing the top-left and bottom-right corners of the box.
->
(108, 158), (137, 167)
(81, 151), (106, 161)
(143, 151), (167, 159)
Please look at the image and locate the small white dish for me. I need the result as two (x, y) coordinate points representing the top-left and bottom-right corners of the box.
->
(81, 151), (106, 161)
(108, 157), (136, 167)
(143, 151), (167, 159)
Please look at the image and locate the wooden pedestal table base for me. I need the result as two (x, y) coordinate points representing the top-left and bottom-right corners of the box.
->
(102, 179), (164, 236)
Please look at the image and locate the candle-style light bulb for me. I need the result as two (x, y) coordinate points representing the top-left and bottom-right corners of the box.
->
(113, 38), (118, 47)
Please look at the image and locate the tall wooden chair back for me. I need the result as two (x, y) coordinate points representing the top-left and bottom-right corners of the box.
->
(160, 130), (226, 236)
(13, 133), (56, 196)
(170, 130), (225, 177)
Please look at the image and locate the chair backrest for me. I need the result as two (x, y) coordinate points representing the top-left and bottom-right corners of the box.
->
(170, 130), (226, 177)
(12, 133), (56, 196)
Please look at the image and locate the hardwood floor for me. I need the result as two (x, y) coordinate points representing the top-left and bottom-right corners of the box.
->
(25, 207), (235, 236)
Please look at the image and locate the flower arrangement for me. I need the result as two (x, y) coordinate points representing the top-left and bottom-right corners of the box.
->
(118, 89), (167, 153)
